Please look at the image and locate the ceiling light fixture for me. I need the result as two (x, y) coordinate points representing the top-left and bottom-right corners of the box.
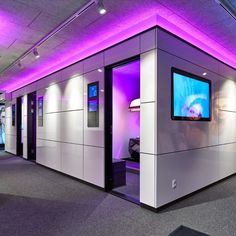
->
(33, 48), (40, 59)
(17, 61), (22, 68)
(97, 68), (103, 72)
(215, 0), (236, 20)
(96, 0), (107, 15)
(202, 72), (207, 76)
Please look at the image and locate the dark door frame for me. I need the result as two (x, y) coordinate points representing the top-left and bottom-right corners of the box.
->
(27, 91), (37, 160)
(16, 96), (23, 156)
(104, 55), (140, 193)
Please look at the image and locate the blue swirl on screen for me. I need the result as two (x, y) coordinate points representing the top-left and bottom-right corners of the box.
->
(173, 72), (210, 119)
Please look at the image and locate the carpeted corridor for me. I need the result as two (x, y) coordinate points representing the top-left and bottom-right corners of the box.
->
(0, 151), (236, 236)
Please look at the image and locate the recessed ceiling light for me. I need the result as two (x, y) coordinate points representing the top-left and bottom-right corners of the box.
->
(202, 72), (207, 76)
(98, 68), (103, 72)
(33, 48), (40, 59)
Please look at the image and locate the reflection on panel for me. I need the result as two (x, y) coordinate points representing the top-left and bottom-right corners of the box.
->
(37, 139), (61, 171)
(84, 146), (104, 187)
(61, 143), (83, 179)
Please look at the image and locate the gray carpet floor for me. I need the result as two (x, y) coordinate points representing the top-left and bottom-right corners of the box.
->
(0, 151), (236, 236)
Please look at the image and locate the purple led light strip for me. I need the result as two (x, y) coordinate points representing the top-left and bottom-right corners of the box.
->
(2, 11), (236, 92)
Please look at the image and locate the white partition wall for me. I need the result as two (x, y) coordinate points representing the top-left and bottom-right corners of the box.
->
(5, 26), (236, 210)
(156, 28), (236, 208)
(5, 99), (16, 155)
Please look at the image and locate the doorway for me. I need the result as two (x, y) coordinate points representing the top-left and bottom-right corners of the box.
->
(16, 96), (23, 156)
(27, 91), (36, 160)
(0, 103), (6, 150)
(105, 57), (140, 203)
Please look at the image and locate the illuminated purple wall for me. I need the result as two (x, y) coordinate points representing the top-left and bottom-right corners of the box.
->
(112, 60), (140, 160)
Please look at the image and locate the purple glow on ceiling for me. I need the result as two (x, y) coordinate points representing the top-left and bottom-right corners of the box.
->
(1, 5), (236, 92)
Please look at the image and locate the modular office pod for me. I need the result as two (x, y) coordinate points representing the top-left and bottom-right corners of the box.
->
(5, 27), (236, 210)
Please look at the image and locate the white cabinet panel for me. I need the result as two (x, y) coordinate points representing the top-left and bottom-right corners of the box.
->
(140, 153), (157, 208)
(36, 139), (61, 171)
(61, 111), (83, 144)
(84, 146), (104, 187)
(61, 75), (83, 111)
(61, 143), (83, 179)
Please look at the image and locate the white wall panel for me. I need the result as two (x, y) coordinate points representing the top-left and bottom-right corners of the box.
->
(157, 50), (219, 154)
(22, 95), (27, 159)
(156, 29), (219, 73)
(219, 143), (236, 179)
(61, 61), (83, 82)
(218, 63), (236, 80)
(44, 84), (62, 113)
(140, 102), (157, 154)
(5, 134), (16, 155)
(84, 53), (104, 73)
(61, 143), (83, 179)
(140, 28), (156, 53)
(23, 137), (27, 159)
(61, 75), (83, 111)
(36, 139), (61, 171)
(218, 79), (236, 112)
(61, 111), (83, 144)
(83, 70), (104, 147)
(219, 111), (236, 144)
(140, 153), (157, 207)
(104, 36), (140, 66)
(140, 49), (157, 103)
(44, 113), (61, 141)
(157, 147), (219, 207)
(36, 72), (61, 90)
(84, 146), (104, 188)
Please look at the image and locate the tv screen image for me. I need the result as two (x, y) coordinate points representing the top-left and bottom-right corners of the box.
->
(89, 100), (98, 112)
(89, 84), (98, 98)
(172, 68), (211, 121)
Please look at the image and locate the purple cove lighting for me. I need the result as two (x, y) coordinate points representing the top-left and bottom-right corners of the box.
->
(1, 5), (236, 92)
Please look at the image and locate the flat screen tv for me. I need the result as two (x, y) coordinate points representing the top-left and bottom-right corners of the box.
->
(171, 68), (211, 121)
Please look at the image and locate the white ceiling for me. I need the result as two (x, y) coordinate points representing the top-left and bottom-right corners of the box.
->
(0, 0), (235, 91)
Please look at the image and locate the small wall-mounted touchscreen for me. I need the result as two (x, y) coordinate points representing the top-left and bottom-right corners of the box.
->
(38, 96), (43, 127)
(88, 82), (99, 127)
